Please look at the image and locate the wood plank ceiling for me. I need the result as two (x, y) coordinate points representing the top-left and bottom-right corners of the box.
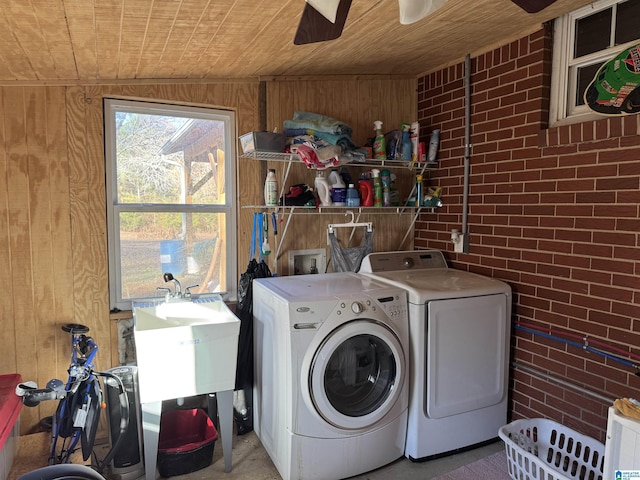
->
(0, 0), (594, 83)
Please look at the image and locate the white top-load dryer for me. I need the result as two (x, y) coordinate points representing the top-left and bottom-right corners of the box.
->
(252, 272), (409, 480)
(359, 250), (512, 461)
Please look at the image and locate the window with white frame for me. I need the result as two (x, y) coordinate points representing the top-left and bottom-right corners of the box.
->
(549, 0), (640, 125)
(105, 98), (237, 311)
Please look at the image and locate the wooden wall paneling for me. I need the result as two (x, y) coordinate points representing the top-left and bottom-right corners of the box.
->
(83, 85), (111, 371)
(24, 87), (61, 427)
(4, 87), (40, 431)
(44, 86), (75, 428)
(230, 83), (262, 277)
(0, 88), (18, 375)
(65, 86), (103, 349)
(46, 86), (74, 320)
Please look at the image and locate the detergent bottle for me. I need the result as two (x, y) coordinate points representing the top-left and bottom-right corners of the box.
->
(346, 184), (360, 207)
(328, 168), (346, 206)
(314, 171), (332, 206)
(358, 173), (373, 207)
(371, 168), (383, 207)
(373, 121), (387, 160)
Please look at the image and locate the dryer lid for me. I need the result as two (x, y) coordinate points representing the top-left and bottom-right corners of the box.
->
(362, 269), (510, 302)
(360, 250), (510, 302)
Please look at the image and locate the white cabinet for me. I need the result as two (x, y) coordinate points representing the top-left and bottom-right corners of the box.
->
(603, 406), (640, 478)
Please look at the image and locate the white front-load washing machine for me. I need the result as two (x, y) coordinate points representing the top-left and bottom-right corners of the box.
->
(359, 250), (512, 461)
(252, 272), (409, 480)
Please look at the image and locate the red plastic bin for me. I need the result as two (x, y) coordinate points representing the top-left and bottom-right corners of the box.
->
(157, 408), (218, 478)
(0, 374), (22, 480)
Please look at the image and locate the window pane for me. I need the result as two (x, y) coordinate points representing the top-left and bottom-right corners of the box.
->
(118, 212), (226, 301)
(576, 63), (603, 106)
(615, 0), (640, 45)
(116, 113), (226, 205)
(575, 8), (612, 58)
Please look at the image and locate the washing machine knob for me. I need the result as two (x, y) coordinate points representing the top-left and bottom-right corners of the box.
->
(403, 257), (414, 268)
(351, 301), (364, 314)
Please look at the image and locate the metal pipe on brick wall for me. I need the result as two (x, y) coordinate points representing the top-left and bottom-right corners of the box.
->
(461, 53), (471, 254)
(513, 361), (615, 404)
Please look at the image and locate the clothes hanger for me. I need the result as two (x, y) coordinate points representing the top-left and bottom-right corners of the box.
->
(328, 211), (373, 234)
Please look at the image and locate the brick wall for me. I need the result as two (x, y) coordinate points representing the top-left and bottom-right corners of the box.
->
(416, 24), (640, 443)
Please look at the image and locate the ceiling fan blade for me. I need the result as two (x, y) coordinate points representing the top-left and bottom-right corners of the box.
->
(398, 0), (448, 25)
(510, 0), (558, 14)
(294, 0), (352, 45)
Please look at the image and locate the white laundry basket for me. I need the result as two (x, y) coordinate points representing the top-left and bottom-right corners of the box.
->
(498, 418), (605, 480)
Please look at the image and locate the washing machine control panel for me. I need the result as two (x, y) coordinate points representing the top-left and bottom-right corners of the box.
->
(336, 292), (408, 321)
(351, 301), (364, 314)
(376, 294), (409, 320)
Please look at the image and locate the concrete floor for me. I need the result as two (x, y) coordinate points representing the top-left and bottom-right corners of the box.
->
(9, 428), (505, 480)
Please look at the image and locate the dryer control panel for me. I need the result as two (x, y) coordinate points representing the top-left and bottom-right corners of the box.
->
(360, 250), (448, 273)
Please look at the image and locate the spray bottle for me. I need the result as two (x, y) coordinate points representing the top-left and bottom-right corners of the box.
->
(373, 121), (387, 160)
(372, 168), (383, 207)
(381, 169), (391, 207)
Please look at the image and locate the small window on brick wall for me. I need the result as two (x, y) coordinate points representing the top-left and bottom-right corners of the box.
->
(549, 0), (640, 126)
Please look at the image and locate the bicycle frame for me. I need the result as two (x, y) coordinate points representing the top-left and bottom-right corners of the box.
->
(49, 325), (101, 465)
(18, 323), (131, 473)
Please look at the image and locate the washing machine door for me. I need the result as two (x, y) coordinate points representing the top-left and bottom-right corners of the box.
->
(309, 320), (405, 430)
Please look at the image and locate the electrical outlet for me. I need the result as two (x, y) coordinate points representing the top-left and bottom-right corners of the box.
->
(454, 233), (466, 253)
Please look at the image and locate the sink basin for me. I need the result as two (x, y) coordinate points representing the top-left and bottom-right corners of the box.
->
(133, 296), (240, 404)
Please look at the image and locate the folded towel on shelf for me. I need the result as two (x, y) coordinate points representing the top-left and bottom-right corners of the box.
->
(290, 134), (331, 151)
(292, 144), (340, 169)
(284, 111), (353, 136)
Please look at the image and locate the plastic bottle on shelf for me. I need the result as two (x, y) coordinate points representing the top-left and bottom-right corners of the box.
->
(416, 174), (424, 207)
(401, 124), (412, 161)
(346, 184), (360, 207)
(428, 129), (441, 163)
(314, 171), (333, 206)
(372, 168), (383, 207)
(339, 166), (353, 187)
(264, 169), (278, 206)
(328, 168), (346, 206)
(389, 174), (400, 206)
(358, 173), (374, 207)
(373, 121), (387, 160)
(381, 168), (391, 207)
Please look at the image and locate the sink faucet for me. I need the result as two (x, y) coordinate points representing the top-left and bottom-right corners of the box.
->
(159, 273), (199, 301)
(163, 272), (182, 297)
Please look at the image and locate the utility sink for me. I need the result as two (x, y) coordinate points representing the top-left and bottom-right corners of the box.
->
(133, 296), (240, 404)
